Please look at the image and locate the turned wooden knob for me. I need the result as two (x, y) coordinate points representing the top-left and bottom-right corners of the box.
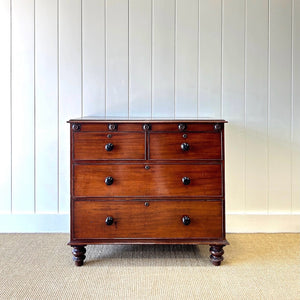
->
(108, 123), (118, 131)
(182, 216), (191, 225)
(181, 143), (190, 151)
(105, 176), (114, 185)
(105, 216), (114, 225)
(72, 123), (81, 132)
(182, 177), (190, 185)
(178, 123), (186, 131)
(214, 123), (222, 131)
(143, 123), (151, 131)
(105, 143), (114, 151)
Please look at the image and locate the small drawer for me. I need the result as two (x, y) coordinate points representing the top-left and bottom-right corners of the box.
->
(150, 122), (219, 132)
(71, 122), (144, 132)
(73, 132), (145, 160)
(149, 132), (222, 160)
(72, 200), (223, 239)
(73, 164), (223, 197)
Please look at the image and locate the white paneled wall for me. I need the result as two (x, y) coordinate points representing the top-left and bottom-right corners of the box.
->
(0, 0), (299, 232)
(35, 0), (58, 213)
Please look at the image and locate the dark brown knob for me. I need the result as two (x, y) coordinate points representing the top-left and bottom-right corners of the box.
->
(108, 123), (118, 131)
(72, 123), (81, 132)
(182, 216), (191, 226)
(105, 176), (113, 185)
(105, 143), (114, 151)
(178, 123), (186, 131)
(214, 123), (222, 131)
(105, 216), (114, 225)
(181, 143), (190, 151)
(143, 123), (151, 131)
(182, 177), (190, 185)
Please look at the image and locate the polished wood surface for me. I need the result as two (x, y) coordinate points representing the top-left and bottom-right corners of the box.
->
(149, 132), (222, 160)
(73, 164), (222, 197)
(68, 119), (228, 266)
(73, 200), (222, 239)
(73, 132), (145, 160)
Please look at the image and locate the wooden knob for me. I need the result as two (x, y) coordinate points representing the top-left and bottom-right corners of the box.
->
(72, 123), (81, 132)
(182, 216), (191, 225)
(108, 123), (118, 131)
(105, 143), (114, 151)
(182, 177), (190, 185)
(214, 123), (222, 131)
(105, 216), (114, 225)
(143, 123), (151, 131)
(181, 143), (190, 151)
(178, 123), (186, 131)
(105, 176), (113, 185)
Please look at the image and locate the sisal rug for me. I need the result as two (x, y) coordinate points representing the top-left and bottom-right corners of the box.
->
(0, 233), (299, 299)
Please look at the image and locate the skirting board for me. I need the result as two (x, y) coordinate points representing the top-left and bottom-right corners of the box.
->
(0, 213), (299, 233)
(0, 214), (70, 233)
(226, 213), (300, 233)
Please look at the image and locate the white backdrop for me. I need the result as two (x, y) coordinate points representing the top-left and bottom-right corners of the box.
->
(0, 0), (299, 232)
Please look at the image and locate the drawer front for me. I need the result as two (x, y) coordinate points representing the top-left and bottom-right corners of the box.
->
(149, 132), (222, 160)
(73, 200), (223, 239)
(73, 164), (222, 197)
(73, 132), (145, 160)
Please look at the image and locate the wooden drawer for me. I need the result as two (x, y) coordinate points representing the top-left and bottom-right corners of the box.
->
(75, 122), (143, 132)
(73, 132), (145, 160)
(149, 132), (222, 160)
(73, 200), (223, 239)
(73, 164), (222, 197)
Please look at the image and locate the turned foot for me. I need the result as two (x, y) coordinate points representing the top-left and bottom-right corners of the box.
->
(72, 246), (86, 266)
(209, 245), (225, 266)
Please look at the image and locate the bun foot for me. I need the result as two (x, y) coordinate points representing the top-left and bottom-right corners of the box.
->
(72, 246), (86, 266)
(209, 245), (225, 266)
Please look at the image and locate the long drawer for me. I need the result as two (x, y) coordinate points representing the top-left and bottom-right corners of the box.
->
(73, 132), (145, 160)
(73, 164), (223, 197)
(73, 200), (223, 239)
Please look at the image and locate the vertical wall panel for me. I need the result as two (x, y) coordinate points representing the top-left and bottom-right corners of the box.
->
(292, 0), (300, 212)
(59, 0), (82, 213)
(175, 0), (198, 118)
(269, 0), (292, 212)
(222, 0), (245, 212)
(35, 0), (58, 213)
(129, 0), (152, 117)
(0, 0), (11, 212)
(11, 0), (35, 213)
(245, 0), (268, 212)
(199, 0), (222, 117)
(106, 0), (129, 117)
(152, 0), (175, 117)
(1, 0), (299, 232)
(82, 0), (105, 116)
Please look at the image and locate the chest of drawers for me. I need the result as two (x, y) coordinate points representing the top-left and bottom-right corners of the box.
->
(68, 119), (228, 266)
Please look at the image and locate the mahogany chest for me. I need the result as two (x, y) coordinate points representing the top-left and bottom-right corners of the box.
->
(68, 118), (228, 266)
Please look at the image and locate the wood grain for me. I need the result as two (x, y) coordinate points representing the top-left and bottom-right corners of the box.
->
(69, 120), (227, 266)
(73, 200), (223, 239)
(73, 132), (146, 160)
(149, 132), (221, 160)
(73, 163), (222, 197)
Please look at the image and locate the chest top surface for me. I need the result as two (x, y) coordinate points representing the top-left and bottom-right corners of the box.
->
(68, 117), (228, 123)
